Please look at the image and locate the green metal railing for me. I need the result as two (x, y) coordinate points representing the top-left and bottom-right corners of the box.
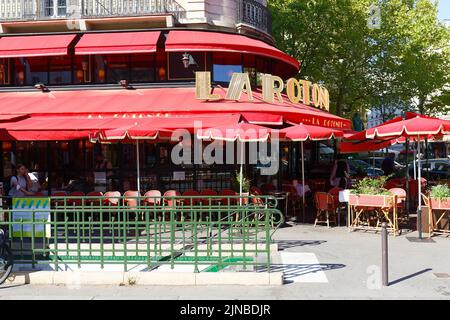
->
(0, 195), (283, 272)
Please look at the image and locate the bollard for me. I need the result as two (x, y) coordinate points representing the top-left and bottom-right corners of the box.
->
(381, 222), (389, 286)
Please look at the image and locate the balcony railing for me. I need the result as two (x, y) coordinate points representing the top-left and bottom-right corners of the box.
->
(0, 0), (186, 22)
(237, 0), (272, 35)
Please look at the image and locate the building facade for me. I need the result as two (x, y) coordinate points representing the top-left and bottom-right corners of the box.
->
(0, 0), (350, 195)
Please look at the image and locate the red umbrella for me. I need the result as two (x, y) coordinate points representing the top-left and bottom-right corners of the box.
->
(280, 124), (345, 222)
(90, 123), (172, 194)
(280, 123), (344, 141)
(197, 122), (277, 203)
(90, 124), (172, 142)
(366, 114), (450, 139)
(346, 112), (450, 239)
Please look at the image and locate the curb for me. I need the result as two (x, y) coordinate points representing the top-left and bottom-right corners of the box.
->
(4, 271), (283, 286)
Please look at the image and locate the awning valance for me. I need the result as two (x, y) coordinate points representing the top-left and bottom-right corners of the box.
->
(75, 31), (160, 55)
(0, 34), (77, 58)
(165, 30), (300, 71)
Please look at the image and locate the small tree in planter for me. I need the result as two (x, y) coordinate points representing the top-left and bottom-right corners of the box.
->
(231, 171), (251, 204)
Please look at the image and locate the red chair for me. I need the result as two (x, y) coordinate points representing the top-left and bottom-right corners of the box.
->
(200, 189), (217, 206)
(314, 192), (337, 228)
(103, 191), (121, 206)
(85, 191), (103, 222)
(123, 190), (140, 207)
(328, 187), (343, 197)
(143, 190), (162, 221)
(51, 191), (67, 221)
(182, 190), (200, 206)
(32, 191), (46, 197)
(163, 190), (181, 221)
(144, 190), (162, 206)
(123, 190), (141, 219)
(219, 189), (237, 206)
(67, 191), (85, 206)
(163, 190), (181, 206)
(250, 186), (263, 196)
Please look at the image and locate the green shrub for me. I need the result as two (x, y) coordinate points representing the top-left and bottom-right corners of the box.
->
(430, 184), (450, 199)
(350, 176), (391, 195)
(231, 171), (251, 193)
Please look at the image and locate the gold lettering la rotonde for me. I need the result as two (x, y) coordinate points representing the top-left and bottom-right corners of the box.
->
(195, 72), (330, 112)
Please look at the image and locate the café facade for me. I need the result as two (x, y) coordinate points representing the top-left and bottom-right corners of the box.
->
(0, 9), (352, 197)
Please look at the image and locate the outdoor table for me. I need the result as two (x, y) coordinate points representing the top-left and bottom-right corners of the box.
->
(336, 190), (351, 227)
(338, 190), (351, 203)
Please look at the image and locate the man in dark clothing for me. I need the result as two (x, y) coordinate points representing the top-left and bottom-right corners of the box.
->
(381, 154), (395, 176)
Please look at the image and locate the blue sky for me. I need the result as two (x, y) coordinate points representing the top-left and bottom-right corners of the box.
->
(438, 0), (450, 20)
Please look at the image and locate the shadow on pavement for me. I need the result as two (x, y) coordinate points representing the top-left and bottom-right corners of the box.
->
(389, 268), (432, 286)
(257, 263), (345, 282)
(276, 240), (327, 251)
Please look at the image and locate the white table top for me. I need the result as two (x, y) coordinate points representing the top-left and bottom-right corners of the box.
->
(339, 190), (351, 203)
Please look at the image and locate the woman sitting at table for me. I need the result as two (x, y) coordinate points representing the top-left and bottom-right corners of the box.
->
(330, 155), (350, 189)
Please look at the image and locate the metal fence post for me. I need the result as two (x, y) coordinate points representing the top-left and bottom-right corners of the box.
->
(381, 222), (389, 286)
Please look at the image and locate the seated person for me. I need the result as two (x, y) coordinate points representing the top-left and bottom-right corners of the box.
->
(293, 179), (311, 197)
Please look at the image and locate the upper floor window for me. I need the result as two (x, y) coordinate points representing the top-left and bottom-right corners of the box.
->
(44, 0), (67, 17)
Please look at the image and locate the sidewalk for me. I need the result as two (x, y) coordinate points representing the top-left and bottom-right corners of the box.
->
(0, 224), (449, 299)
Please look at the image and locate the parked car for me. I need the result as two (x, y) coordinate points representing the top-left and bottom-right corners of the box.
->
(359, 157), (405, 171)
(347, 159), (384, 177)
(408, 159), (450, 180)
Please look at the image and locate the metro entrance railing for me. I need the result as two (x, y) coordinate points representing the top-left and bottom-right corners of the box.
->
(0, 195), (283, 272)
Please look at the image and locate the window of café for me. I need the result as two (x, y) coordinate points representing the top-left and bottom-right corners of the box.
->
(168, 52), (205, 80)
(74, 55), (92, 84)
(94, 54), (155, 84)
(0, 58), (11, 85)
(105, 54), (130, 84)
(131, 54), (155, 82)
(49, 55), (72, 85)
(13, 57), (49, 86)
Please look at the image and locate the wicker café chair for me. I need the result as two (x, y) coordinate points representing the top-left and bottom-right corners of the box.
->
(314, 192), (337, 228)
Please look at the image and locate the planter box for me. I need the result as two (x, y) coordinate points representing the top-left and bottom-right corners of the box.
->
(429, 197), (450, 210)
(348, 194), (394, 208)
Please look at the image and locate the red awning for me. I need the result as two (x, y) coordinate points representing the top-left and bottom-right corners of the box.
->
(0, 114), (242, 141)
(0, 114), (29, 122)
(0, 34), (77, 58)
(165, 30), (300, 71)
(241, 112), (283, 125)
(0, 88), (351, 130)
(75, 31), (160, 55)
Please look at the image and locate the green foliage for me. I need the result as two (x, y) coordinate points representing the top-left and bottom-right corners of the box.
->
(430, 184), (450, 199)
(232, 171), (251, 193)
(350, 176), (391, 195)
(268, 0), (450, 118)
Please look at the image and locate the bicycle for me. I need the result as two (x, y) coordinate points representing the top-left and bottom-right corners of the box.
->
(0, 228), (13, 285)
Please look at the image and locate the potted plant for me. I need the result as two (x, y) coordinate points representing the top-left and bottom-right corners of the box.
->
(429, 184), (450, 210)
(349, 176), (394, 207)
(231, 171), (251, 204)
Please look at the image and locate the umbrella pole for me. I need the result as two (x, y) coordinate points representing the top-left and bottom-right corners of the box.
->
(413, 144), (417, 180)
(301, 141), (305, 223)
(136, 141), (141, 195)
(417, 135), (422, 239)
(239, 141), (243, 206)
(405, 138), (410, 216)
